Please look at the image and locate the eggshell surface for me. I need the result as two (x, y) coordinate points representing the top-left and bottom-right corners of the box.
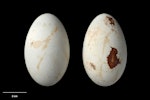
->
(83, 13), (127, 86)
(24, 13), (70, 86)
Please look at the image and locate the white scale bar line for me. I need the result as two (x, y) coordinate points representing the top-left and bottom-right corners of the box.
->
(2, 91), (27, 94)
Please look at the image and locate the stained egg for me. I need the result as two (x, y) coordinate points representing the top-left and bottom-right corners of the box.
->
(82, 13), (127, 86)
(24, 13), (70, 86)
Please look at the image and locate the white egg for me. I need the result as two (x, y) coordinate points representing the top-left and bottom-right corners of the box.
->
(24, 13), (70, 86)
(83, 13), (127, 86)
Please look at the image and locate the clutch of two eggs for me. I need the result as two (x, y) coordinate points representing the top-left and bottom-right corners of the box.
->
(24, 13), (127, 87)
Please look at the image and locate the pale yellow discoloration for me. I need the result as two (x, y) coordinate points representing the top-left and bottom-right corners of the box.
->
(87, 27), (101, 46)
(102, 35), (110, 54)
(43, 23), (47, 27)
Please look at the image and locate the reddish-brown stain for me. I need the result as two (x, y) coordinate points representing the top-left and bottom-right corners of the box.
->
(106, 16), (115, 25)
(90, 62), (96, 70)
(107, 47), (120, 69)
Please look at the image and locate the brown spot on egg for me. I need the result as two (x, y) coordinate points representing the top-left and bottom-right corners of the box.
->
(107, 47), (120, 69)
(106, 16), (115, 25)
(90, 62), (96, 70)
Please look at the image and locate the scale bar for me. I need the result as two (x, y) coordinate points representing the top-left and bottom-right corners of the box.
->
(2, 91), (27, 94)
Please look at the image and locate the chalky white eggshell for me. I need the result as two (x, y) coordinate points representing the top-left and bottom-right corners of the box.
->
(24, 13), (70, 86)
(83, 13), (127, 86)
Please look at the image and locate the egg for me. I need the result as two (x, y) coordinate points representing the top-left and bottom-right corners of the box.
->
(24, 13), (70, 86)
(82, 13), (127, 86)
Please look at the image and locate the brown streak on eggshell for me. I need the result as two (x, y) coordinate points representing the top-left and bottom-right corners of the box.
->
(42, 27), (58, 50)
(90, 62), (96, 70)
(30, 27), (58, 49)
(107, 47), (120, 69)
(42, 35), (51, 49)
(37, 54), (45, 70)
(31, 41), (43, 48)
(102, 35), (110, 55)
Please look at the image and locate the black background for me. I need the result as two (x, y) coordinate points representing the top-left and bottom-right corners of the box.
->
(0, 0), (149, 99)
